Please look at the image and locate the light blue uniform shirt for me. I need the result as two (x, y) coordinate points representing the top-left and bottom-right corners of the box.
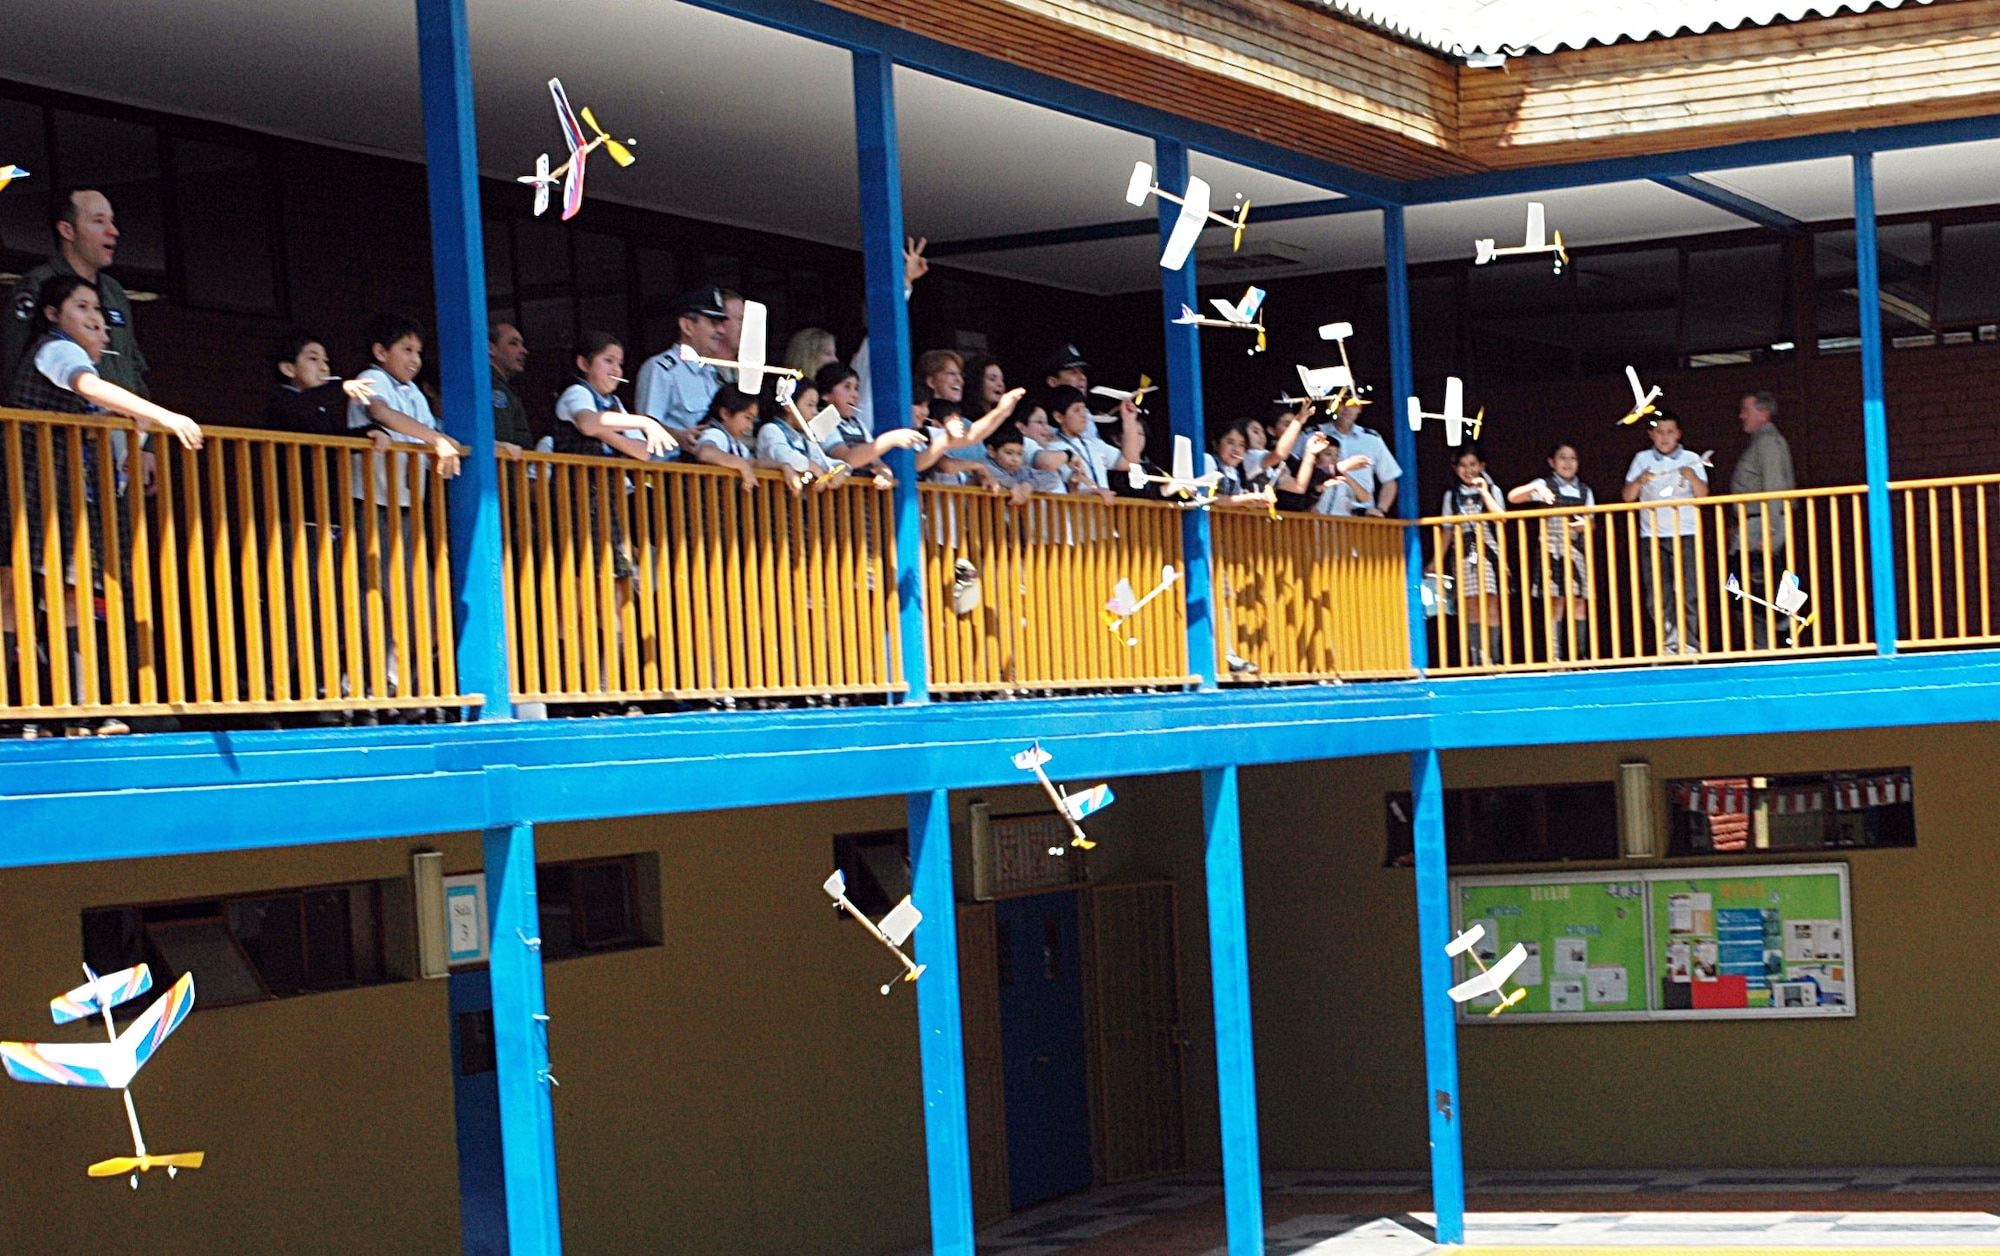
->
(632, 346), (719, 434)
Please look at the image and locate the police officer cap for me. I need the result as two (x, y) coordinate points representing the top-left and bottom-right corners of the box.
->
(1041, 343), (1088, 376)
(674, 287), (731, 320)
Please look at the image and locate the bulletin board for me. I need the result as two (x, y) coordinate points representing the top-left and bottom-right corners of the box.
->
(1450, 863), (1853, 1024)
(1648, 863), (1853, 1019)
(1452, 873), (1650, 1022)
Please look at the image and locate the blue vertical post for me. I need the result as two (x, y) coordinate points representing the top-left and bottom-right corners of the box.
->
(908, 788), (974, 1254)
(1410, 748), (1464, 1243)
(1157, 140), (1218, 687)
(853, 51), (928, 703)
(1382, 206), (1428, 671)
(414, 0), (510, 718)
(1853, 153), (1898, 656)
(483, 821), (562, 1255)
(1202, 765), (1263, 1255)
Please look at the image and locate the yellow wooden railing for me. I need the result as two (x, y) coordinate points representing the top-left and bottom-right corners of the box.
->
(1210, 507), (1412, 681)
(1420, 485), (1874, 674)
(0, 407), (466, 721)
(920, 485), (1191, 693)
(1894, 474), (2000, 650)
(500, 453), (902, 704)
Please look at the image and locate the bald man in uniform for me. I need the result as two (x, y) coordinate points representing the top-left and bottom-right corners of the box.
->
(2, 188), (149, 400)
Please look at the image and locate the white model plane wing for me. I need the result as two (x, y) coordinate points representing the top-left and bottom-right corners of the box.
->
(1012, 744), (1052, 771)
(1170, 435), (1194, 484)
(1775, 571), (1809, 616)
(736, 300), (770, 396)
(877, 897), (922, 948)
(1161, 176), (1210, 271)
(1523, 202), (1546, 250)
(1445, 923), (1485, 957)
(1319, 321), (1353, 342)
(1448, 942), (1528, 1003)
(1106, 578), (1139, 617)
(51, 964), (152, 1025)
(1299, 365), (1352, 399)
(1627, 365), (1647, 408)
(1126, 161), (1154, 207)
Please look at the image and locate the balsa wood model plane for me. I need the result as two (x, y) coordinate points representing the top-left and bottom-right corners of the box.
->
(1125, 161), (1251, 270)
(1408, 377), (1484, 448)
(1445, 923), (1528, 1016)
(1173, 286), (1267, 355)
(1475, 202), (1568, 273)
(823, 871), (926, 995)
(1013, 742), (1116, 854)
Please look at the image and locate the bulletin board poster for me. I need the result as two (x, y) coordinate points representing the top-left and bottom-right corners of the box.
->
(1451, 873), (1651, 1022)
(1648, 863), (1853, 1019)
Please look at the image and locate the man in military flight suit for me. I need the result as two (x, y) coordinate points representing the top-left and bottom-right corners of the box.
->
(488, 318), (533, 453)
(2, 188), (149, 399)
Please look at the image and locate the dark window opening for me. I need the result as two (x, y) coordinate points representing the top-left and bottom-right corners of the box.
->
(536, 855), (649, 962)
(1385, 781), (1619, 867)
(831, 829), (912, 920)
(82, 882), (387, 1010)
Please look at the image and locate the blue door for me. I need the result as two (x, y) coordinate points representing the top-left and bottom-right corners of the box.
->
(449, 970), (508, 1256)
(995, 889), (1093, 1210)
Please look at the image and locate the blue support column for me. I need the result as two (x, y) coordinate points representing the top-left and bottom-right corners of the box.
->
(483, 821), (562, 1255)
(853, 51), (929, 702)
(908, 788), (974, 1254)
(1202, 765), (1263, 1255)
(1853, 153), (1899, 656)
(1410, 748), (1465, 1243)
(414, 0), (510, 718)
(1157, 140), (1218, 687)
(1382, 206), (1428, 672)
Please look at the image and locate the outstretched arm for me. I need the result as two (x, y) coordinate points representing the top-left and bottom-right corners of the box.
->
(72, 375), (203, 449)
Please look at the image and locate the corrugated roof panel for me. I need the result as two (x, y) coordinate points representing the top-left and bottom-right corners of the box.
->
(1309, 0), (1943, 55)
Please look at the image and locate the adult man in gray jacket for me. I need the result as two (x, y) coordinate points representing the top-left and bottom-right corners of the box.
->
(1730, 390), (1796, 648)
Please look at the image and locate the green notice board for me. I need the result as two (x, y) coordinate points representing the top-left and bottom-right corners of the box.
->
(1452, 873), (1650, 1021)
(1648, 863), (1852, 1019)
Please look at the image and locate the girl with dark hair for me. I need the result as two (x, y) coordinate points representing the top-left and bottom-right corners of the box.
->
(963, 354), (1007, 410)
(1508, 440), (1596, 661)
(554, 330), (676, 462)
(813, 361), (926, 487)
(692, 387), (775, 492)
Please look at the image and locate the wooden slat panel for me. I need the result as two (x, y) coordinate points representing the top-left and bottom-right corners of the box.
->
(956, 903), (1011, 1232)
(1460, 0), (2000, 165)
(1087, 881), (1189, 1183)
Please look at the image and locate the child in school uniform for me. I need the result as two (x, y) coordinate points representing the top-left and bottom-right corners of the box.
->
(813, 362), (927, 489)
(266, 331), (378, 436)
(1437, 445), (1508, 665)
(1620, 410), (1708, 656)
(1508, 440), (1596, 661)
(693, 387), (781, 491)
(347, 314), (461, 507)
(3, 274), (202, 735)
(982, 423), (1064, 504)
(554, 331), (677, 462)
(757, 382), (849, 492)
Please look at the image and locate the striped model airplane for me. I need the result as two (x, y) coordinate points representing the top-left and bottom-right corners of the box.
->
(0, 165), (28, 194)
(1173, 286), (1268, 355)
(517, 78), (636, 221)
(2, 964), (202, 1187)
(1014, 742), (1116, 855)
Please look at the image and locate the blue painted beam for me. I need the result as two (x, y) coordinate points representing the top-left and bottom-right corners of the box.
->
(927, 196), (1374, 259)
(1202, 765), (1264, 1256)
(671, 0), (1400, 205)
(1381, 206), (1427, 671)
(484, 819), (563, 1255)
(1854, 153), (1898, 656)
(413, 0), (509, 719)
(1650, 175), (1807, 235)
(853, 50), (929, 702)
(908, 788), (975, 1256)
(1400, 112), (2000, 206)
(24, 651), (2000, 859)
(1158, 139), (1217, 688)
(1409, 748), (1464, 1244)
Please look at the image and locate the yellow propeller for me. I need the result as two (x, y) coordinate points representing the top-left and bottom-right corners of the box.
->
(1553, 230), (1569, 271)
(1485, 988), (1527, 1018)
(1471, 406), (1486, 441)
(1229, 199), (1252, 252)
(1132, 374), (1155, 407)
(89, 1150), (204, 1178)
(580, 107), (637, 167)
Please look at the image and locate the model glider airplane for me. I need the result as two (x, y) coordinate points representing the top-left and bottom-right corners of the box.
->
(1104, 566), (1183, 646)
(2, 964), (202, 1187)
(676, 300), (801, 397)
(1013, 742), (1116, 854)
(1316, 321), (1371, 403)
(517, 78), (636, 221)
(822, 871), (926, 995)
(0, 165), (28, 194)
(1475, 202), (1568, 273)
(1174, 286), (1267, 355)
(1618, 365), (1664, 426)
(1090, 375), (1156, 410)
(1445, 923), (1528, 1016)
(1127, 436), (1221, 502)
(1125, 161), (1251, 271)
(1726, 571), (1815, 633)
(1407, 377), (1485, 448)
